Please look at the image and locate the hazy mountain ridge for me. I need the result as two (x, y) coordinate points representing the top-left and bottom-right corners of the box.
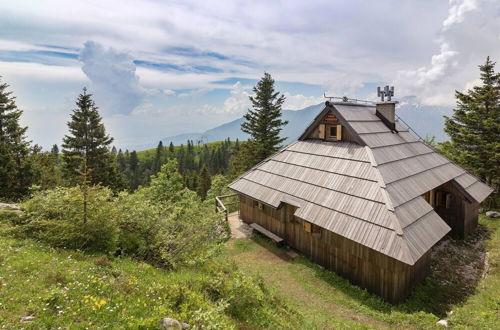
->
(157, 103), (452, 147)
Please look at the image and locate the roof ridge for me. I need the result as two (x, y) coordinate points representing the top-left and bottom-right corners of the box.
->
(364, 146), (404, 238)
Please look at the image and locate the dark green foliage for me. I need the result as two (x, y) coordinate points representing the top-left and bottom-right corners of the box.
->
(122, 139), (236, 192)
(152, 140), (164, 173)
(229, 140), (259, 178)
(0, 77), (32, 200)
(50, 144), (59, 162)
(196, 165), (211, 200)
(241, 72), (288, 165)
(442, 57), (500, 195)
(29, 145), (63, 190)
(128, 150), (140, 191)
(62, 88), (124, 191)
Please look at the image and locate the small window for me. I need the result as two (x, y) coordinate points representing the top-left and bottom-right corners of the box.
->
(312, 224), (321, 237)
(303, 221), (312, 233)
(253, 201), (264, 210)
(330, 126), (337, 137)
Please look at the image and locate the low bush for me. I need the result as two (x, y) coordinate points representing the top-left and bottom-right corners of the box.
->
(116, 184), (228, 269)
(15, 160), (229, 269)
(18, 186), (119, 253)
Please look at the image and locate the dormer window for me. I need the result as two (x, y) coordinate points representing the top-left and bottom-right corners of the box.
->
(324, 124), (342, 140)
(329, 126), (337, 138)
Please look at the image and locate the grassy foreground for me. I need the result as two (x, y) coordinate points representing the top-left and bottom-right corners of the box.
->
(224, 214), (499, 329)
(0, 210), (299, 329)
(1, 210), (498, 329)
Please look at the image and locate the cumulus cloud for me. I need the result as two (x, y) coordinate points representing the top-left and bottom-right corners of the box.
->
(222, 82), (252, 114)
(197, 82), (252, 115)
(396, 0), (500, 106)
(283, 92), (323, 110)
(79, 41), (145, 114)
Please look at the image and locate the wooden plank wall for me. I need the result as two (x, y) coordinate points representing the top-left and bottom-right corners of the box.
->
(239, 195), (430, 303)
(434, 181), (479, 238)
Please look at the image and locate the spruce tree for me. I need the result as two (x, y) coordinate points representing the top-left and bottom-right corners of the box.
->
(0, 77), (32, 199)
(62, 88), (122, 190)
(129, 150), (139, 191)
(169, 142), (174, 153)
(241, 72), (288, 164)
(153, 141), (164, 173)
(196, 165), (211, 200)
(443, 57), (500, 192)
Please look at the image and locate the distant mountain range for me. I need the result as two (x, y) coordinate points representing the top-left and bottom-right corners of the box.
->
(157, 102), (452, 147)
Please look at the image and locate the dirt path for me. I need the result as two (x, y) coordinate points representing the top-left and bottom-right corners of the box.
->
(227, 211), (252, 238)
(225, 216), (390, 328)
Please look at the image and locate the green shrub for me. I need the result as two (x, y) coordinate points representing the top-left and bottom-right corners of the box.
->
(200, 261), (302, 328)
(116, 188), (228, 269)
(18, 186), (119, 253)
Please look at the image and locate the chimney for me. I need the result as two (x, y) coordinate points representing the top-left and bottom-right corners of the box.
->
(376, 102), (397, 131)
(376, 86), (397, 132)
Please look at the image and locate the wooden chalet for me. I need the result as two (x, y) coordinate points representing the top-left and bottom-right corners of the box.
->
(228, 99), (493, 303)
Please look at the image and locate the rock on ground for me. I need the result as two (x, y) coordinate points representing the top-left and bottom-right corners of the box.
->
(485, 211), (500, 218)
(436, 319), (449, 327)
(160, 318), (189, 329)
(0, 203), (21, 211)
(21, 315), (34, 322)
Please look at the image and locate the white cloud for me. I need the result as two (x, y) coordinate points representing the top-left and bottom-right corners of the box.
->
(0, 61), (85, 82)
(222, 82), (252, 114)
(1, 0), (498, 147)
(443, 0), (477, 28)
(283, 92), (323, 110)
(396, 0), (500, 106)
(79, 41), (145, 114)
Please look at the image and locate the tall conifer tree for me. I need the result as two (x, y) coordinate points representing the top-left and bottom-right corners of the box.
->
(62, 88), (123, 190)
(443, 57), (500, 192)
(241, 72), (287, 163)
(0, 77), (32, 199)
(153, 141), (164, 173)
(196, 165), (211, 200)
(128, 150), (140, 191)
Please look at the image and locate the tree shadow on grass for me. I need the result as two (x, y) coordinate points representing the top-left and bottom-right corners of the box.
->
(249, 233), (296, 262)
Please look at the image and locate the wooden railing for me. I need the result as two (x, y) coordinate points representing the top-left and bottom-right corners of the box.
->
(215, 193), (239, 221)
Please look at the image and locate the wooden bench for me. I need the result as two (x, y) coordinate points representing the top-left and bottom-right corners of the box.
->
(250, 223), (284, 246)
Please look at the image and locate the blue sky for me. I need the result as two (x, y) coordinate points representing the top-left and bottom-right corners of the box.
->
(0, 0), (498, 149)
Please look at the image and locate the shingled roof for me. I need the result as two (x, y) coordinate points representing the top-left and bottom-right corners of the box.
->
(229, 102), (493, 265)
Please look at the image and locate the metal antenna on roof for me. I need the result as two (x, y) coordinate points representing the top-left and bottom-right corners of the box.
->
(323, 93), (376, 105)
(377, 86), (395, 102)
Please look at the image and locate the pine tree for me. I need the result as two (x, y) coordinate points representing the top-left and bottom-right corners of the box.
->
(129, 150), (139, 191)
(196, 165), (211, 200)
(443, 57), (500, 193)
(117, 149), (126, 172)
(241, 72), (288, 164)
(169, 142), (174, 153)
(153, 141), (164, 173)
(0, 77), (32, 199)
(62, 88), (122, 190)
